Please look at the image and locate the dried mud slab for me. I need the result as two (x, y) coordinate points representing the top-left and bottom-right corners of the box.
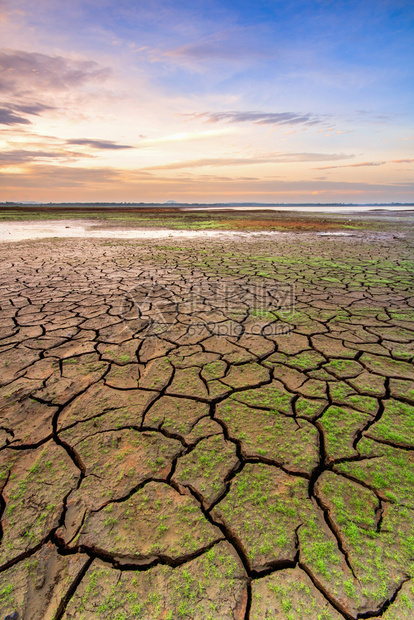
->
(0, 394), (57, 447)
(216, 398), (319, 475)
(212, 463), (309, 572)
(63, 542), (247, 619)
(166, 366), (210, 399)
(44, 340), (96, 359)
(138, 355), (173, 389)
(58, 429), (182, 544)
(202, 335), (257, 364)
(268, 349), (327, 372)
(365, 399), (414, 448)
(103, 361), (140, 388)
(312, 470), (414, 614)
(96, 339), (139, 365)
(0, 346), (42, 386)
(144, 395), (209, 438)
(137, 335), (176, 362)
(168, 345), (220, 369)
(311, 334), (356, 359)
(273, 332), (310, 355)
(323, 358), (364, 380)
(0, 377), (44, 409)
(318, 405), (373, 461)
(335, 436), (414, 508)
(0, 544), (88, 620)
(348, 370), (386, 396)
(251, 567), (343, 619)
(296, 396), (328, 420)
(57, 383), (157, 444)
(230, 379), (294, 415)
(329, 380), (379, 415)
(220, 362), (270, 389)
(172, 434), (239, 507)
(75, 481), (223, 564)
(34, 354), (108, 405)
(380, 580), (414, 620)
(201, 359), (228, 381)
(389, 378), (414, 404)
(270, 363), (307, 391)
(0, 441), (80, 567)
(23, 357), (60, 381)
(184, 416), (224, 445)
(298, 501), (367, 618)
(360, 352), (414, 380)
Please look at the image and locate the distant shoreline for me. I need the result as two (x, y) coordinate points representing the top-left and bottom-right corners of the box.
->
(1, 202), (414, 214)
(1, 202), (413, 208)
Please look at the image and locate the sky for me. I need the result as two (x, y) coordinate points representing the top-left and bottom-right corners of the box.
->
(0, 0), (413, 203)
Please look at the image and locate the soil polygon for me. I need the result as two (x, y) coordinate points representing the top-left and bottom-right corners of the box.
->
(76, 481), (223, 564)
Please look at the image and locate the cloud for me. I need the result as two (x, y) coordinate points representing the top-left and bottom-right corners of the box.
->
(0, 164), (123, 188)
(0, 48), (111, 96)
(317, 161), (385, 170)
(0, 49), (111, 126)
(143, 152), (353, 171)
(0, 102), (55, 125)
(134, 129), (233, 148)
(146, 25), (274, 70)
(0, 106), (31, 125)
(0, 149), (92, 166)
(315, 158), (414, 170)
(67, 138), (134, 150)
(1, 163), (413, 201)
(14, 103), (55, 115)
(184, 111), (326, 127)
(161, 39), (266, 64)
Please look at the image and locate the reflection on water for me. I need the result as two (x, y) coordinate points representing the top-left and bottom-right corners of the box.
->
(0, 221), (286, 243)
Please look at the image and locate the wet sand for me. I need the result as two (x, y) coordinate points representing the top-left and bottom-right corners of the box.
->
(0, 212), (413, 619)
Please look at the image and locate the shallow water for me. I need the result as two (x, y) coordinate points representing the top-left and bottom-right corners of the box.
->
(184, 205), (414, 213)
(317, 231), (353, 236)
(0, 220), (285, 243)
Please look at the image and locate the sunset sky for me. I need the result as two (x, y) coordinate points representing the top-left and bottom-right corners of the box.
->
(1, 0), (413, 203)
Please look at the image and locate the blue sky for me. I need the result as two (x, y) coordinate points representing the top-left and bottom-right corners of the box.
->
(0, 0), (413, 202)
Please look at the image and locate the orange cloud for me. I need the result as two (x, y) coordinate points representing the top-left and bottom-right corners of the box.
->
(315, 159), (414, 170)
(1, 163), (413, 203)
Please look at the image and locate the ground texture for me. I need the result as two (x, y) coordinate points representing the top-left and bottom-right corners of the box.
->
(0, 215), (414, 619)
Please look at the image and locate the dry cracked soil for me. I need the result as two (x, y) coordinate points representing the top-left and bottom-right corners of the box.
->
(0, 213), (414, 619)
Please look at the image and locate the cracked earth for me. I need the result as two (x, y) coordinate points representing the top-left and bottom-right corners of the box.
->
(0, 220), (414, 619)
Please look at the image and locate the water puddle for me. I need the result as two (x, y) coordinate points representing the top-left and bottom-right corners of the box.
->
(0, 221), (286, 243)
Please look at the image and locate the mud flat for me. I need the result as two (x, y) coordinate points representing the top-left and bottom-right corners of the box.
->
(0, 210), (413, 619)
